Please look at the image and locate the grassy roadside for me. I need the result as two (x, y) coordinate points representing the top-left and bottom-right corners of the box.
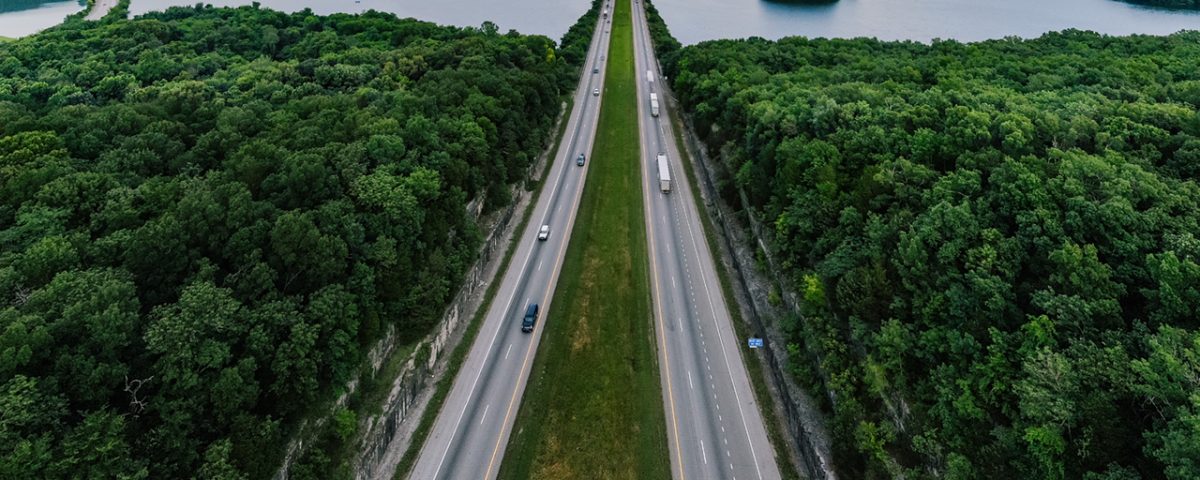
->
(499, 0), (670, 477)
(390, 97), (576, 479)
(664, 89), (803, 480)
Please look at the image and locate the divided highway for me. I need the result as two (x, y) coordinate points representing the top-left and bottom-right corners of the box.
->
(631, 1), (783, 478)
(407, 9), (614, 480)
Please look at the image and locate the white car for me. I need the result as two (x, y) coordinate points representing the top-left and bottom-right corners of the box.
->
(538, 225), (550, 241)
(593, 88), (600, 96)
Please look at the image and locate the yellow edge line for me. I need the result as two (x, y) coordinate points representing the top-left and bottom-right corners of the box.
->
(646, 140), (687, 480)
(482, 38), (601, 480)
(632, 2), (687, 478)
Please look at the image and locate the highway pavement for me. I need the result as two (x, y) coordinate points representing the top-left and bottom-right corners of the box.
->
(631, 1), (783, 478)
(407, 8), (614, 480)
(84, 0), (117, 20)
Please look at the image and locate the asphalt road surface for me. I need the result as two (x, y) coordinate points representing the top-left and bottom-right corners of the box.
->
(631, 1), (783, 478)
(407, 8), (614, 480)
(85, 0), (117, 20)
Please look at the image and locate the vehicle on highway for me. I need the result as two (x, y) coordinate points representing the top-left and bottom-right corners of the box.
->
(577, 153), (586, 166)
(593, 67), (599, 74)
(657, 153), (670, 193)
(593, 88), (600, 96)
(406, 7), (616, 477)
(521, 303), (539, 333)
(650, 93), (659, 117)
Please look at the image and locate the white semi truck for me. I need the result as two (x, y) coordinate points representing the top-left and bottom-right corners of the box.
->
(650, 93), (659, 117)
(657, 153), (670, 193)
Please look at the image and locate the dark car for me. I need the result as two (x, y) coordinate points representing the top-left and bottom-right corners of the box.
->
(521, 303), (539, 333)
(577, 153), (586, 166)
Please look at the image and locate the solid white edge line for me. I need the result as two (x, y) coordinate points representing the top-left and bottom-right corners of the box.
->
(424, 11), (611, 479)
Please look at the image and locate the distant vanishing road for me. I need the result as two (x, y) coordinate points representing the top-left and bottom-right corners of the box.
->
(85, 0), (117, 20)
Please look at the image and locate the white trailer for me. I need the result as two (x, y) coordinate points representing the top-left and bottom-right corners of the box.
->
(647, 70), (655, 83)
(657, 153), (670, 193)
(650, 93), (660, 117)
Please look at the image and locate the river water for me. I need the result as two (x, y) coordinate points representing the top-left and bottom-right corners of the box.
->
(0, 0), (1197, 43)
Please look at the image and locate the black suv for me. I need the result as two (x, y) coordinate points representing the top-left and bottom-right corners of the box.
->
(521, 303), (539, 333)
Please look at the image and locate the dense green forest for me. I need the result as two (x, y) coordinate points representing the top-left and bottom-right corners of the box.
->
(0, 4), (580, 478)
(669, 31), (1200, 479)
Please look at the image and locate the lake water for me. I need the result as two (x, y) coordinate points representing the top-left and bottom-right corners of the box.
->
(0, 0), (1197, 43)
(0, 0), (84, 37)
(654, 0), (1200, 44)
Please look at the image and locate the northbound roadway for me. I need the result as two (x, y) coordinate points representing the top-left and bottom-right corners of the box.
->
(631, 0), (783, 478)
(408, 8), (614, 480)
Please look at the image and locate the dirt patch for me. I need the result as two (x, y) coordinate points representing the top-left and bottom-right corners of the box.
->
(571, 316), (593, 352)
(534, 431), (575, 480)
(571, 257), (601, 352)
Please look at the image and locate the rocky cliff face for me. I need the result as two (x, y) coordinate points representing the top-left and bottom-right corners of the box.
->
(274, 102), (566, 480)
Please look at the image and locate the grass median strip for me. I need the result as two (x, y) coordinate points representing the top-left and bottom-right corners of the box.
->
(498, 0), (670, 477)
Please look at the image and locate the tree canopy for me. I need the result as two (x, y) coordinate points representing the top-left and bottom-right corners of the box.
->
(0, 4), (580, 478)
(670, 30), (1200, 479)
